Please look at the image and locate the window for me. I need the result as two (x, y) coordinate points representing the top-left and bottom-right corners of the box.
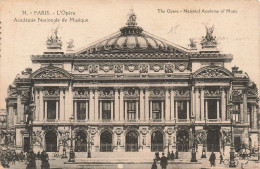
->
(77, 101), (86, 120)
(177, 101), (187, 119)
(207, 99), (217, 119)
(102, 101), (111, 120)
(127, 101), (136, 120)
(152, 101), (161, 119)
(47, 100), (56, 120)
(233, 103), (240, 122)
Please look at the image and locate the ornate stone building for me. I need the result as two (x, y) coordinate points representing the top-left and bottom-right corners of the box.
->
(5, 13), (259, 157)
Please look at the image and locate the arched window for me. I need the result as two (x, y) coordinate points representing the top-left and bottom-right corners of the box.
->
(151, 131), (163, 152)
(100, 130), (113, 152)
(75, 130), (87, 152)
(207, 129), (220, 152)
(126, 131), (138, 152)
(45, 130), (57, 152)
(176, 130), (189, 152)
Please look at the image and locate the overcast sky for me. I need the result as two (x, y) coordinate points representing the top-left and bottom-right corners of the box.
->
(0, 0), (259, 109)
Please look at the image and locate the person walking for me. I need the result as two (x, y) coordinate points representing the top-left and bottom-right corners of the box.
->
(41, 150), (50, 169)
(219, 152), (224, 164)
(160, 153), (168, 169)
(170, 151), (174, 160)
(209, 152), (216, 167)
(151, 159), (157, 169)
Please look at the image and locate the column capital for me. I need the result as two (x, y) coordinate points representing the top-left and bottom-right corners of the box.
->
(34, 86), (44, 91)
(194, 86), (200, 91)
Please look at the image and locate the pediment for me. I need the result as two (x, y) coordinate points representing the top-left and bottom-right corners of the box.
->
(31, 64), (72, 79)
(193, 65), (233, 79)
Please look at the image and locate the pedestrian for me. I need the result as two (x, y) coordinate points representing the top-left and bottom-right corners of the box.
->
(219, 152), (223, 164)
(209, 152), (216, 167)
(12, 151), (16, 165)
(37, 151), (41, 160)
(170, 151), (174, 160)
(155, 152), (160, 161)
(151, 159), (157, 169)
(26, 149), (36, 169)
(41, 150), (50, 169)
(167, 151), (170, 160)
(160, 153), (168, 169)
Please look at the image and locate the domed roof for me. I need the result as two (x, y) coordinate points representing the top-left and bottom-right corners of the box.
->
(76, 12), (189, 55)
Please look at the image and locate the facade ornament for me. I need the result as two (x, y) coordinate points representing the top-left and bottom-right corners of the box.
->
(115, 127), (123, 135)
(125, 64), (139, 72)
(46, 27), (62, 49)
(117, 136), (121, 145)
(165, 64), (174, 73)
(201, 25), (217, 48)
(204, 88), (221, 97)
(73, 88), (89, 98)
(142, 136), (146, 145)
(166, 128), (174, 135)
(222, 129), (231, 145)
(67, 39), (74, 50)
(175, 89), (190, 97)
(21, 90), (30, 101)
(74, 65), (88, 73)
(140, 64), (148, 74)
(37, 69), (67, 79)
(196, 129), (207, 144)
(231, 90), (243, 102)
(150, 88), (165, 96)
(126, 9), (137, 26)
(150, 64), (163, 72)
(140, 127), (148, 135)
(100, 65), (114, 72)
(90, 127), (97, 135)
(31, 131), (43, 147)
(176, 63), (186, 72)
(43, 88), (59, 97)
(89, 65), (98, 74)
(114, 65), (123, 74)
(100, 88), (114, 97)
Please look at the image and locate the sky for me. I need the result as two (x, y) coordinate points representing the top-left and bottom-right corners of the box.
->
(0, 0), (259, 109)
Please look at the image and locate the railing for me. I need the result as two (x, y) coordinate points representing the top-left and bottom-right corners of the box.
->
(176, 143), (190, 152)
(126, 119), (138, 122)
(151, 119), (162, 122)
(100, 143), (113, 152)
(126, 143), (138, 152)
(151, 143), (163, 152)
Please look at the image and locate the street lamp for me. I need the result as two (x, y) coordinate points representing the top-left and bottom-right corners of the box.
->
(60, 130), (69, 159)
(201, 119), (207, 158)
(190, 118), (198, 162)
(227, 103), (236, 168)
(68, 115), (75, 162)
(86, 133), (93, 158)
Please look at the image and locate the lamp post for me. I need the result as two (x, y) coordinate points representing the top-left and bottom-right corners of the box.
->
(86, 133), (93, 158)
(190, 117), (198, 162)
(227, 103), (236, 168)
(201, 119), (207, 158)
(60, 130), (69, 159)
(68, 115), (75, 162)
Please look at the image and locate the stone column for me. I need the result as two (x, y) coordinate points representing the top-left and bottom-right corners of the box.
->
(200, 87), (205, 121)
(191, 86), (195, 117)
(150, 101), (153, 120)
(99, 101), (102, 120)
(124, 102), (127, 121)
(243, 91), (248, 123)
(195, 87), (200, 121)
(94, 89), (99, 121)
(205, 100), (208, 120)
(221, 87), (226, 121)
(68, 83), (73, 119)
(89, 89), (94, 121)
(85, 101), (89, 121)
(252, 104), (257, 129)
(161, 101), (164, 120)
(56, 101), (59, 121)
(7, 105), (14, 128)
(35, 89), (39, 121)
(240, 103), (244, 123)
(114, 88), (119, 121)
(139, 88), (145, 121)
(217, 100), (220, 120)
(226, 88), (231, 120)
(170, 88), (175, 120)
(119, 88), (124, 121)
(165, 89), (170, 121)
(74, 101), (77, 121)
(17, 92), (21, 124)
(144, 88), (149, 121)
(111, 101), (114, 121)
(20, 103), (24, 124)
(39, 88), (43, 121)
(187, 101), (190, 120)
(176, 101), (178, 120)
(136, 100), (139, 121)
(59, 88), (65, 121)
(44, 101), (47, 120)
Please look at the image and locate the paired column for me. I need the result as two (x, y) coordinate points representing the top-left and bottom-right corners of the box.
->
(68, 83), (73, 120)
(221, 87), (226, 121)
(144, 88), (149, 121)
(243, 91), (248, 123)
(94, 89), (99, 121)
(34, 88), (39, 121)
(139, 88), (145, 121)
(89, 89), (94, 121)
(191, 86), (195, 117)
(252, 104), (257, 129)
(170, 88), (175, 120)
(240, 103), (244, 123)
(39, 88), (43, 121)
(55, 101), (59, 121)
(119, 88), (124, 121)
(200, 87), (205, 121)
(165, 88), (170, 121)
(59, 88), (65, 121)
(217, 100), (220, 120)
(195, 87), (200, 120)
(114, 88), (119, 121)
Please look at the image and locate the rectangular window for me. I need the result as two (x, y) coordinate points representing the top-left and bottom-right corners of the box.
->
(102, 101), (111, 120)
(233, 103), (240, 122)
(47, 100), (56, 119)
(177, 101), (187, 119)
(77, 101), (86, 120)
(127, 101), (136, 120)
(152, 101), (161, 119)
(208, 99), (217, 119)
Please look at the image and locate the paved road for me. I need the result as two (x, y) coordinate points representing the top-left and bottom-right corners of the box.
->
(3, 158), (259, 169)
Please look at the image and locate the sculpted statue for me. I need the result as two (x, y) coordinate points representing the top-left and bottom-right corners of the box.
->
(201, 25), (217, 47)
(188, 38), (196, 48)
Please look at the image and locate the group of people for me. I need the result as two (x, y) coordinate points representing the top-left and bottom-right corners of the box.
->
(209, 152), (224, 167)
(0, 149), (50, 169)
(152, 151), (176, 169)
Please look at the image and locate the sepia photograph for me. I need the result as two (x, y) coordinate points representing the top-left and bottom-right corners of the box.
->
(0, 0), (259, 168)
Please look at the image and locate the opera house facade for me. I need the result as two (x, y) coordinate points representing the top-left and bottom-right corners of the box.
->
(5, 13), (259, 157)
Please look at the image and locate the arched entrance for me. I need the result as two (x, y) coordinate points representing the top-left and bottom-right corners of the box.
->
(125, 131), (138, 152)
(45, 130), (57, 152)
(151, 131), (163, 152)
(75, 130), (87, 152)
(207, 129), (220, 152)
(100, 130), (113, 152)
(176, 130), (189, 152)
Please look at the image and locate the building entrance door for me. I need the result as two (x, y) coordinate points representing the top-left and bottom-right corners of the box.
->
(234, 136), (241, 152)
(100, 130), (113, 152)
(176, 130), (189, 152)
(126, 131), (138, 152)
(75, 131), (87, 152)
(23, 137), (30, 153)
(207, 129), (220, 152)
(45, 130), (57, 152)
(151, 131), (163, 152)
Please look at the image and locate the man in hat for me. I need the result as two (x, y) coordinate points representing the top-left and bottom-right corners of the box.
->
(160, 153), (168, 169)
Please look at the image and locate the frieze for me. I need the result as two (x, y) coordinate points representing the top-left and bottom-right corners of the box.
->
(150, 88), (165, 96)
(89, 65), (98, 74)
(175, 89), (190, 97)
(99, 88), (114, 97)
(21, 90), (30, 101)
(204, 88), (221, 97)
(232, 90), (243, 102)
(222, 129), (231, 145)
(140, 64), (148, 73)
(32, 130), (43, 147)
(36, 69), (68, 79)
(114, 65), (123, 74)
(150, 64), (164, 72)
(125, 64), (139, 72)
(124, 88), (139, 97)
(43, 88), (59, 97)
(165, 64), (175, 73)
(73, 88), (89, 98)
(234, 128), (244, 134)
(74, 65), (88, 73)
(100, 65), (114, 72)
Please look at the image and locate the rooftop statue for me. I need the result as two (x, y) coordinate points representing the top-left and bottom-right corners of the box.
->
(201, 25), (217, 48)
(46, 27), (62, 49)
(67, 39), (74, 50)
(126, 9), (137, 26)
